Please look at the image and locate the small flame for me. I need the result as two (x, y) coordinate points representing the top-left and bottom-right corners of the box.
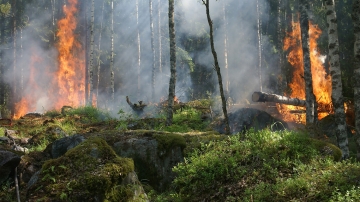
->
(279, 20), (332, 123)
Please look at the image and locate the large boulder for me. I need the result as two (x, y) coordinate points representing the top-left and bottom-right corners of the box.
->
(0, 150), (21, 184)
(27, 137), (148, 201)
(47, 134), (85, 158)
(113, 132), (186, 192)
(213, 108), (288, 134)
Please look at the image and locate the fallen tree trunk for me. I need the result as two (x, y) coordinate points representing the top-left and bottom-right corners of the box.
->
(252, 91), (306, 107)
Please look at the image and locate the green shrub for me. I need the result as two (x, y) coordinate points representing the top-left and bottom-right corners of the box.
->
(171, 129), (359, 201)
(68, 106), (112, 123)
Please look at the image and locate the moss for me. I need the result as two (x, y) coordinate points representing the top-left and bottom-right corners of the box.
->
(311, 138), (342, 161)
(153, 133), (186, 156)
(28, 137), (135, 201)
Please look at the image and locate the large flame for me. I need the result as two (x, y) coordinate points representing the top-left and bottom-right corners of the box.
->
(13, 0), (85, 119)
(53, 0), (85, 109)
(278, 21), (332, 123)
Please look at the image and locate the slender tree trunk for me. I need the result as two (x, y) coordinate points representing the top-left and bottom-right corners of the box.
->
(256, 0), (263, 92)
(158, 0), (162, 74)
(352, 0), (360, 161)
(299, 0), (317, 125)
(87, 0), (95, 106)
(324, 0), (349, 159)
(110, 0), (115, 101)
(202, 0), (230, 135)
(12, 0), (17, 116)
(166, 0), (176, 126)
(136, 0), (141, 98)
(96, 0), (105, 103)
(84, 1), (88, 105)
(149, 0), (156, 101)
(277, 0), (284, 93)
(222, 1), (229, 93)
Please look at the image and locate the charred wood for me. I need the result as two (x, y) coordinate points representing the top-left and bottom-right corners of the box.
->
(252, 91), (306, 107)
(126, 96), (147, 112)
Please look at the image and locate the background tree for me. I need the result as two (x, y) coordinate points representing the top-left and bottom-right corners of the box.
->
(88, 0), (95, 106)
(352, 0), (360, 161)
(149, 0), (156, 102)
(166, 0), (176, 126)
(299, 0), (317, 125)
(202, 0), (230, 135)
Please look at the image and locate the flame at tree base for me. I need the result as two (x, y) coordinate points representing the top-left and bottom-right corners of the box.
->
(13, 0), (85, 119)
(278, 20), (333, 124)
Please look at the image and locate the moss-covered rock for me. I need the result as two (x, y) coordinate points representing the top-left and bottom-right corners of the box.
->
(26, 137), (147, 201)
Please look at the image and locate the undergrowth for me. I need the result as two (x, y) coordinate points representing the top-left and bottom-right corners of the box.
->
(152, 129), (360, 202)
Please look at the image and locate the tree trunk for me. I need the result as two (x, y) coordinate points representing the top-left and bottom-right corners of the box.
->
(12, 0), (17, 117)
(136, 0), (141, 98)
(166, 0), (176, 126)
(352, 0), (360, 161)
(252, 91), (306, 106)
(96, 0), (105, 103)
(324, 0), (349, 159)
(299, 0), (318, 125)
(158, 0), (162, 74)
(110, 0), (114, 101)
(149, 0), (156, 101)
(256, 0), (263, 92)
(222, 1), (229, 93)
(202, 0), (230, 135)
(88, 0), (95, 106)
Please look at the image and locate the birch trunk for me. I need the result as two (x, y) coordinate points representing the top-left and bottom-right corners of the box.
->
(202, 0), (230, 135)
(158, 0), (162, 74)
(96, 0), (105, 102)
(149, 0), (156, 101)
(222, 1), (229, 93)
(110, 0), (115, 101)
(299, 0), (317, 125)
(136, 0), (141, 98)
(352, 0), (360, 161)
(256, 0), (263, 92)
(88, 0), (95, 106)
(166, 0), (176, 126)
(12, 0), (17, 116)
(324, 0), (349, 159)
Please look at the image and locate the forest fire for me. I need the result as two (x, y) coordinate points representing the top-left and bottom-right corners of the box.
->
(278, 21), (333, 123)
(53, 0), (85, 109)
(13, 0), (85, 119)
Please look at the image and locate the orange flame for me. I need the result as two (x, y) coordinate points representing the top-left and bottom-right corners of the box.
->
(54, 0), (85, 109)
(278, 20), (332, 123)
(13, 0), (85, 119)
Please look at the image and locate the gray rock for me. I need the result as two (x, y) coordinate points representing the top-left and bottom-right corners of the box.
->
(50, 134), (85, 158)
(213, 108), (288, 134)
(0, 150), (21, 184)
(113, 136), (184, 192)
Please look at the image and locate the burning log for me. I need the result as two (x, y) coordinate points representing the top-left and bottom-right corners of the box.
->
(252, 91), (306, 107)
(126, 96), (147, 112)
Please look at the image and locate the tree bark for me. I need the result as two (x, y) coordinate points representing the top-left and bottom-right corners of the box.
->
(166, 0), (176, 126)
(202, 0), (230, 135)
(136, 0), (141, 98)
(352, 0), (360, 161)
(299, 0), (318, 125)
(252, 91), (306, 106)
(110, 0), (115, 101)
(325, 0), (349, 159)
(88, 0), (95, 106)
(149, 0), (156, 102)
(257, 0), (263, 92)
(96, 0), (105, 104)
(222, 1), (229, 93)
(158, 0), (162, 74)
